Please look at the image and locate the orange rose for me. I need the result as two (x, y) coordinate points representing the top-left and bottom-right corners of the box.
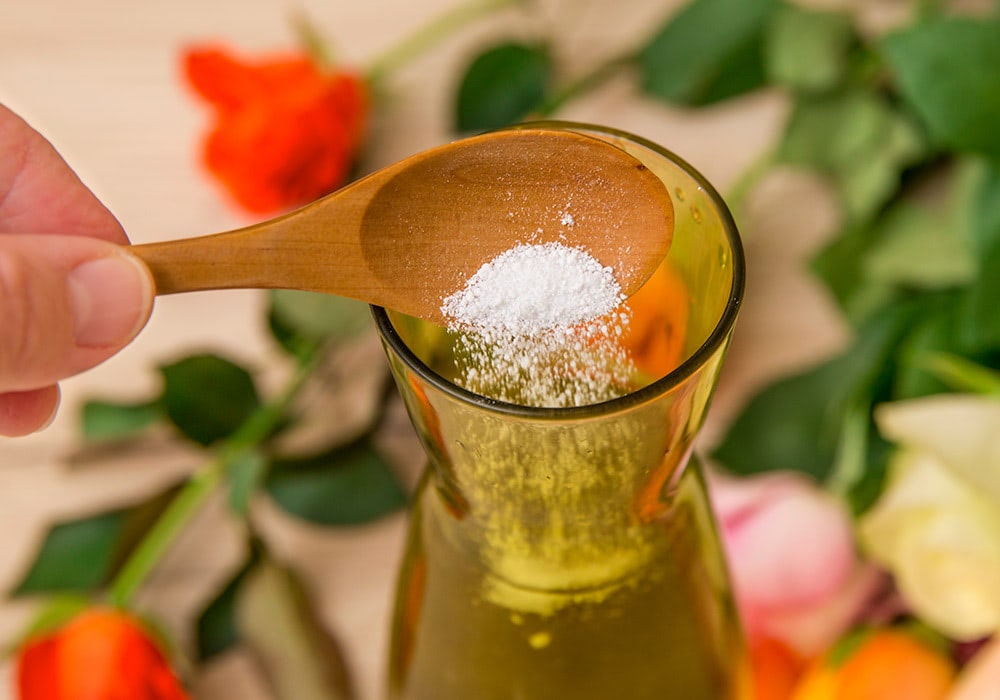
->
(751, 637), (806, 700)
(16, 608), (190, 700)
(790, 628), (955, 700)
(183, 45), (367, 214)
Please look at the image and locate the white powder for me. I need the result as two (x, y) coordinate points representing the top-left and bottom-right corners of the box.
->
(441, 242), (635, 408)
(442, 243), (624, 333)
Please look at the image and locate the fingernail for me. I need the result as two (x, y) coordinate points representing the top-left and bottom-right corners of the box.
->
(36, 385), (62, 433)
(68, 253), (153, 348)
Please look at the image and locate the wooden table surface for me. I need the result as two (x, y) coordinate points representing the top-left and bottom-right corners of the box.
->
(0, 1), (851, 697)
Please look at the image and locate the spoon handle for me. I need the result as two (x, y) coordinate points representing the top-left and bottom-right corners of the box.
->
(132, 228), (267, 295)
(130, 183), (374, 299)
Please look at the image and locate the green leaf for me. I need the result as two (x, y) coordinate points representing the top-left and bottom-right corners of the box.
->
(236, 558), (353, 700)
(960, 243), (1000, 352)
(227, 448), (269, 516)
(713, 302), (918, 479)
(861, 201), (974, 288)
(960, 163), (1000, 351)
(921, 352), (1000, 397)
(765, 4), (856, 93)
(160, 354), (261, 446)
(455, 42), (551, 132)
(813, 160), (977, 323)
(13, 511), (127, 595)
(712, 358), (846, 479)
(266, 441), (407, 526)
(825, 401), (870, 497)
(967, 162), (1000, 258)
(268, 290), (371, 352)
(811, 222), (899, 325)
(778, 91), (925, 224)
(824, 402), (893, 515)
(845, 433), (891, 516)
(81, 399), (161, 442)
(11, 482), (183, 597)
(892, 292), (970, 399)
(882, 18), (1000, 162)
(196, 546), (261, 661)
(639, 0), (776, 106)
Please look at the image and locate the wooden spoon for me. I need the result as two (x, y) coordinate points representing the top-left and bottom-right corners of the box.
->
(132, 128), (674, 325)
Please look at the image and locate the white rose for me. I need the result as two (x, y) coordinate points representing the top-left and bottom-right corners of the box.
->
(859, 395), (1000, 641)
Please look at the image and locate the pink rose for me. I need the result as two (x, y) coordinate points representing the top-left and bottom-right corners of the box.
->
(707, 470), (884, 655)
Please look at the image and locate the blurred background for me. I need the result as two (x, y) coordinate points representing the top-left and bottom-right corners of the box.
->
(0, 0), (914, 697)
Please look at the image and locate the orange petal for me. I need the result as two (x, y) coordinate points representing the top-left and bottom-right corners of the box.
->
(751, 637), (806, 700)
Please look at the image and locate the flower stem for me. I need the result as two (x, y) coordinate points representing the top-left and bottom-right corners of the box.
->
(107, 462), (222, 608)
(725, 149), (775, 225)
(366, 0), (523, 85)
(292, 11), (338, 69)
(535, 52), (636, 117)
(107, 345), (323, 608)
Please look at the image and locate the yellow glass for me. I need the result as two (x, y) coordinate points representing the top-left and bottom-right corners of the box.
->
(373, 122), (748, 699)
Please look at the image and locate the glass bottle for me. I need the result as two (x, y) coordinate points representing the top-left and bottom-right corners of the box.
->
(373, 122), (748, 699)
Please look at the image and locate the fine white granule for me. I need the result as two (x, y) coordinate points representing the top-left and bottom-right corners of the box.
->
(440, 242), (636, 408)
(441, 243), (624, 334)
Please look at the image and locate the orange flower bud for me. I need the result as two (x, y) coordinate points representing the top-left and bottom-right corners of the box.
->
(182, 44), (367, 214)
(789, 628), (955, 700)
(16, 608), (191, 700)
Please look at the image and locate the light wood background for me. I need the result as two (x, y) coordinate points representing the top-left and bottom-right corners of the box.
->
(0, 1), (852, 697)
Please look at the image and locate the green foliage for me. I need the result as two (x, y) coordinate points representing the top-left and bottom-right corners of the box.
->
(713, 303), (917, 483)
(776, 91), (925, 226)
(196, 546), (261, 661)
(882, 17), (1000, 163)
(235, 558), (354, 699)
(813, 162), (978, 325)
(861, 200), (973, 289)
(160, 354), (262, 446)
(227, 447), (269, 516)
(764, 3), (857, 93)
(81, 399), (161, 442)
(13, 512), (127, 595)
(12, 486), (180, 597)
(639, 0), (775, 105)
(455, 42), (551, 131)
(960, 163), (1000, 351)
(709, 4), (1000, 495)
(268, 290), (372, 356)
(922, 352), (1000, 397)
(195, 541), (357, 700)
(266, 440), (407, 526)
(892, 292), (970, 399)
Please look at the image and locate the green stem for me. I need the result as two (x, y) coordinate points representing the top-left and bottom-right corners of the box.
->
(724, 149), (775, 226)
(825, 402), (870, 499)
(107, 345), (323, 608)
(107, 462), (222, 608)
(366, 0), (522, 84)
(535, 52), (636, 117)
(292, 11), (337, 69)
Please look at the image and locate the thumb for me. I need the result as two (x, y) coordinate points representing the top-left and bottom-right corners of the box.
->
(0, 233), (154, 393)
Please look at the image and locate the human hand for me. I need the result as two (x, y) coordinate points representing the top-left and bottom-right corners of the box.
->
(0, 103), (153, 436)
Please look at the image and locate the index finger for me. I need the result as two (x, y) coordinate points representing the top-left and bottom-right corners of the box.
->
(0, 103), (128, 244)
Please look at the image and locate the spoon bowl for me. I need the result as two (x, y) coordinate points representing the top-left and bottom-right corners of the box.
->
(132, 128), (674, 325)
